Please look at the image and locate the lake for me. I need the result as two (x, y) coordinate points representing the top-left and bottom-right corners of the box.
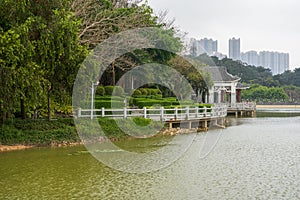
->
(1, 109), (300, 199)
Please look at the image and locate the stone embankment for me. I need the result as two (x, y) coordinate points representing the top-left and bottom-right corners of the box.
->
(0, 145), (33, 152)
(161, 127), (208, 136)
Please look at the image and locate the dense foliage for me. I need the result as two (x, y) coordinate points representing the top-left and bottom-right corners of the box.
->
(0, 0), (188, 121)
(0, 0), (87, 120)
(241, 84), (288, 102)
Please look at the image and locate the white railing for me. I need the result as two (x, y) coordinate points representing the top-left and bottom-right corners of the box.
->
(228, 102), (256, 110)
(77, 104), (227, 121)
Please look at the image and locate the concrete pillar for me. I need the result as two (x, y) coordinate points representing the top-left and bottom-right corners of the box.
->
(203, 120), (208, 130)
(231, 92), (236, 106)
(218, 90), (221, 103)
(188, 121), (192, 129)
(209, 89), (214, 104)
(231, 82), (237, 106)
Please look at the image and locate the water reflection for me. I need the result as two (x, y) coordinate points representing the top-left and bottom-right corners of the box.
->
(257, 107), (300, 118)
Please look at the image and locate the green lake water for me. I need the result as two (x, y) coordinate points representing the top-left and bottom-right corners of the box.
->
(1, 110), (300, 199)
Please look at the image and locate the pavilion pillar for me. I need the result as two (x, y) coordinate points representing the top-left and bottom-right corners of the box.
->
(236, 89), (242, 103)
(221, 90), (225, 103)
(231, 83), (237, 106)
(209, 89), (214, 104)
(218, 90), (221, 103)
(231, 92), (236, 106)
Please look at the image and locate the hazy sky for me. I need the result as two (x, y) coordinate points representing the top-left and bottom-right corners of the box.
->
(148, 0), (300, 69)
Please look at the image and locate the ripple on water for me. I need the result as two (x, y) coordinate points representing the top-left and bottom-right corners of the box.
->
(1, 117), (300, 199)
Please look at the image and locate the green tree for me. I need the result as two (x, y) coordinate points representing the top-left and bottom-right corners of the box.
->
(0, 0), (87, 120)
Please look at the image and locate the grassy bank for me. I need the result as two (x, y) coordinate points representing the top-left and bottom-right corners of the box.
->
(0, 118), (79, 146)
(0, 117), (165, 147)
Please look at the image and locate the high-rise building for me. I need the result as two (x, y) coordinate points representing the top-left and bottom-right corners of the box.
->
(229, 38), (241, 61)
(199, 38), (218, 55)
(189, 38), (218, 56)
(259, 51), (289, 74)
(241, 51), (259, 66)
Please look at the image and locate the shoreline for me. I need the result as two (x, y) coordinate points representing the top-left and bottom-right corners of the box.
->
(256, 105), (300, 109)
(0, 145), (33, 152)
(0, 127), (207, 152)
(0, 142), (83, 152)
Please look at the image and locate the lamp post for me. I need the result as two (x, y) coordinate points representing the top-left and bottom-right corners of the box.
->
(124, 97), (127, 108)
(91, 81), (99, 119)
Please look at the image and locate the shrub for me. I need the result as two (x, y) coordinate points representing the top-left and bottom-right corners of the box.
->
(132, 89), (142, 97)
(104, 86), (114, 95)
(152, 88), (161, 95)
(96, 86), (105, 96)
(148, 89), (156, 95)
(103, 86), (124, 96)
(95, 96), (123, 101)
(134, 100), (174, 108)
(139, 88), (148, 96)
(94, 100), (124, 109)
(113, 86), (124, 96)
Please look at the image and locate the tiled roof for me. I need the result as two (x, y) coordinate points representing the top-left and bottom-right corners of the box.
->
(204, 66), (240, 82)
(236, 82), (250, 89)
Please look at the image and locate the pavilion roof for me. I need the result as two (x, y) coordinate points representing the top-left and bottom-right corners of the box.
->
(236, 82), (250, 90)
(204, 66), (240, 82)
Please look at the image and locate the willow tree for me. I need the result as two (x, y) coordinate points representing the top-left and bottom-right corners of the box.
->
(34, 8), (87, 120)
(0, 0), (87, 120)
(0, 1), (48, 120)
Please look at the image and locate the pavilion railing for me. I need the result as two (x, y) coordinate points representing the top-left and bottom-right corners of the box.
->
(227, 102), (256, 110)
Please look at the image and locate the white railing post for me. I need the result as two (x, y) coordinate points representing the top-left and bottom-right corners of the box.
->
(78, 108), (81, 118)
(101, 107), (105, 117)
(186, 107), (189, 120)
(143, 107), (147, 118)
(204, 107), (207, 117)
(160, 107), (164, 121)
(195, 107), (198, 118)
(175, 107), (178, 120)
(124, 107), (127, 119)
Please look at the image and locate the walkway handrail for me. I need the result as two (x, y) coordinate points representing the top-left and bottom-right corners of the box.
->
(228, 102), (256, 110)
(77, 104), (228, 121)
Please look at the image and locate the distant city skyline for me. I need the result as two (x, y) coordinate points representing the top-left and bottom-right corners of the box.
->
(189, 36), (290, 74)
(241, 50), (289, 75)
(148, 0), (300, 70)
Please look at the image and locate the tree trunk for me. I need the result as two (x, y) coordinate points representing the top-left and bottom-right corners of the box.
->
(20, 98), (26, 120)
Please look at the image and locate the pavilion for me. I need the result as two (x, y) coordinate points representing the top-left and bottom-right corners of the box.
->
(204, 66), (249, 106)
